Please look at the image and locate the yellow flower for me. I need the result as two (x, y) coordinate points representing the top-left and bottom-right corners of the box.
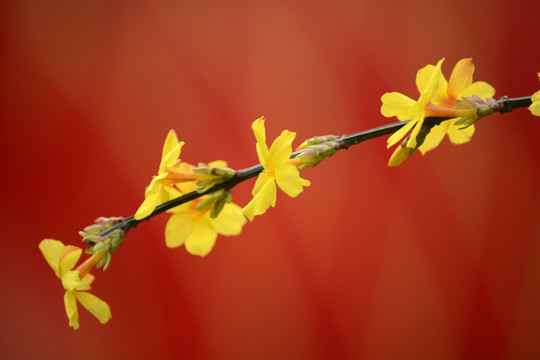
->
(135, 130), (185, 220)
(529, 73), (540, 116)
(243, 117), (310, 221)
(419, 58), (495, 153)
(165, 161), (246, 256)
(381, 58), (445, 149)
(39, 239), (111, 330)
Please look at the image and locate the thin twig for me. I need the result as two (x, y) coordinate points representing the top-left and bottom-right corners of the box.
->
(100, 95), (532, 237)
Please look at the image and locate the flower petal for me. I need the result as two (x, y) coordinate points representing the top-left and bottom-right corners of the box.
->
(76, 273), (95, 291)
(388, 146), (410, 167)
(75, 291), (112, 325)
(211, 203), (246, 236)
(416, 64), (438, 94)
(274, 163), (310, 198)
(162, 130), (179, 159)
(380, 92), (416, 120)
(134, 175), (168, 220)
(418, 121), (449, 154)
(447, 123), (475, 144)
(459, 81), (495, 98)
(160, 130), (184, 173)
(406, 114), (426, 149)
(448, 58), (474, 98)
(64, 291), (79, 330)
(59, 246), (82, 275)
(269, 130), (295, 165)
(165, 211), (196, 248)
(61, 270), (82, 292)
(530, 90), (540, 116)
(39, 239), (64, 277)
(184, 221), (218, 257)
(417, 59), (444, 107)
(243, 176), (277, 221)
(387, 118), (416, 148)
(252, 117), (269, 165)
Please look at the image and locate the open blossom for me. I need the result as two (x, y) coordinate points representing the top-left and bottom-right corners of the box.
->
(39, 239), (111, 329)
(419, 58), (495, 153)
(382, 58), (495, 166)
(165, 161), (246, 256)
(243, 117), (310, 221)
(134, 130), (185, 220)
(529, 73), (540, 116)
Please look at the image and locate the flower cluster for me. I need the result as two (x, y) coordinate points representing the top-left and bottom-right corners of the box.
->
(134, 117), (311, 255)
(381, 58), (495, 166)
(134, 133), (247, 256)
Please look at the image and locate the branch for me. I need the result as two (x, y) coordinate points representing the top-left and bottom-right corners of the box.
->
(100, 95), (532, 237)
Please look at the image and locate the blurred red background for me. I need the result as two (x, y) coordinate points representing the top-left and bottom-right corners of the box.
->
(1, 1), (540, 359)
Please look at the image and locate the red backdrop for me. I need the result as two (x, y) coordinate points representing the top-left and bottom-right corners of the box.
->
(1, 1), (540, 359)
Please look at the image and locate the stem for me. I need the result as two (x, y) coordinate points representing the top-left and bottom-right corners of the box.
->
(100, 95), (532, 237)
(496, 96), (532, 113)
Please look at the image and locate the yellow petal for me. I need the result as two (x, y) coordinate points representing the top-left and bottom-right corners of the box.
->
(447, 123), (475, 144)
(406, 114), (426, 149)
(432, 72), (449, 104)
(387, 119), (416, 148)
(416, 64), (438, 94)
(162, 141), (184, 171)
(162, 130), (179, 159)
(39, 239), (64, 277)
(417, 59), (444, 107)
(165, 211), (196, 248)
(159, 130), (184, 173)
(274, 163), (310, 198)
(61, 270), (82, 292)
(251, 171), (271, 196)
(460, 81), (495, 98)
(380, 92), (416, 120)
(252, 117), (269, 165)
(530, 90), (540, 116)
(76, 273), (95, 291)
(184, 221), (218, 257)
(448, 58), (474, 98)
(59, 246), (82, 275)
(211, 203), (246, 236)
(387, 146), (410, 167)
(269, 130), (296, 165)
(64, 291), (79, 330)
(242, 176), (277, 221)
(134, 174), (168, 220)
(75, 292), (112, 324)
(418, 121), (449, 154)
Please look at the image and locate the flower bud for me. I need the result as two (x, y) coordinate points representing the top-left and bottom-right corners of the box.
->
(295, 140), (341, 170)
(193, 163), (237, 193)
(297, 135), (338, 150)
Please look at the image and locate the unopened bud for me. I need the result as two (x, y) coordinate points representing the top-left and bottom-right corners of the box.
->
(297, 135), (338, 150)
(195, 189), (233, 218)
(79, 217), (126, 270)
(193, 163), (237, 193)
(296, 140), (341, 169)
